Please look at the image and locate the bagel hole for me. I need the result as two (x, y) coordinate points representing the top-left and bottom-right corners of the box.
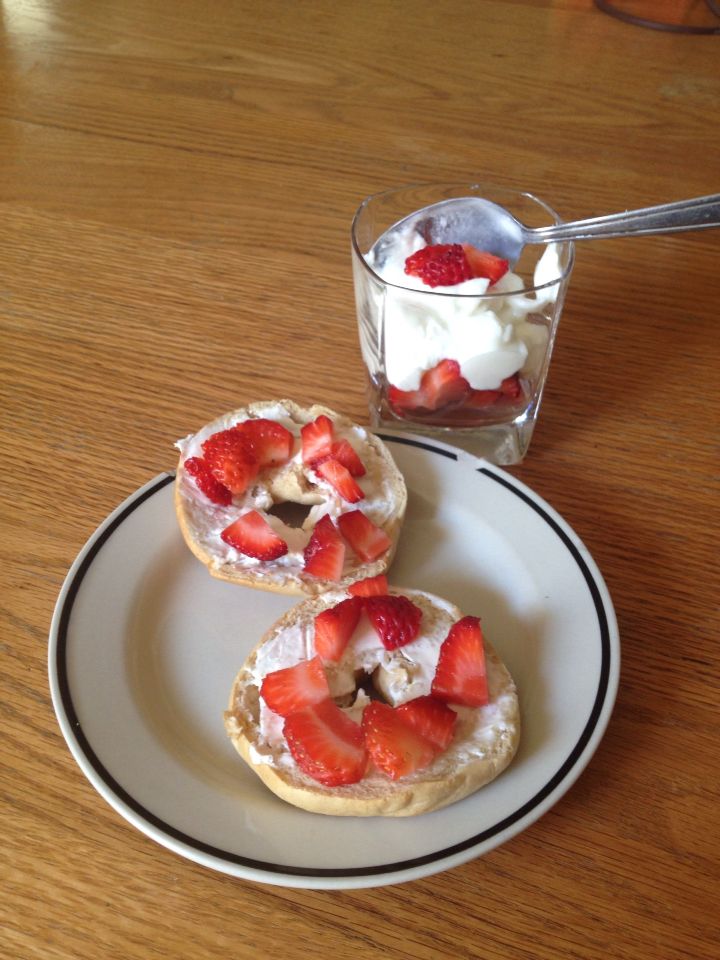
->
(357, 670), (388, 703)
(358, 668), (389, 704)
(266, 501), (313, 528)
(332, 670), (389, 710)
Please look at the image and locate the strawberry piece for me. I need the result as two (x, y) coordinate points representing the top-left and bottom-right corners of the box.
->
(301, 415), (334, 465)
(389, 359), (470, 414)
(431, 616), (489, 707)
(337, 510), (392, 562)
(315, 458), (365, 503)
(396, 696), (457, 751)
(348, 574), (389, 597)
(284, 699), (368, 786)
(260, 656), (330, 717)
(404, 243), (474, 288)
(364, 595), (422, 650)
(464, 375), (522, 410)
(314, 597), (363, 662)
(499, 373), (523, 399)
(387, 384), (417, 413)
(183, 456), (232, 505)
(221, 510), (288, 561)
(330, 439), (366, 477)
(461, 244), (509, 286)
(303, 514), (346, 581)
(238, 419), (293, 467)
(414, 358), (471, 409)
(202, 428), (258, 495)
(361, 701), (437, 780)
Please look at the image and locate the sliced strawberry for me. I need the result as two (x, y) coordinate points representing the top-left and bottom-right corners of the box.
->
(404, 243), (474, 288)
(389, 359), (470, 414)
(461, 244), (509, 286)
(314, 597), (363, 662)
(183, 456), (232, 505)
(431, 616), (489, 707)
(303, 514), (346, 581)
(499, 373), (523, 400)
(202, 428), (258, 495)
(301, 415), (334, 465)
(283, 698), (368, 786)
(260, 656), (329, 718)
(417, 358), (471, 410)
(396, 696), (457, 751)
(221, 510), (288, 561)
(238, 418), (294, 467)
(330, 439), (366, 477)
(337, 510), (392, 562)
(348, 574), (389, 597)
(364, 595), (422, 650)
(361, 701), (437, 780)
(315, 458), (365, 504)
(387, 384), (418, 413)
(463, 374), (522, 410)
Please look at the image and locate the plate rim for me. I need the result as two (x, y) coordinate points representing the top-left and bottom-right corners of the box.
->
(48, 435), (620, 888)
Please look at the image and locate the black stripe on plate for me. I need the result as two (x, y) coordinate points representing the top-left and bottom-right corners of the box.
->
(54, 442), (612, 880)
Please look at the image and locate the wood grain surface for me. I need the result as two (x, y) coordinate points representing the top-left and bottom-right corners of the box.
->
(1, 1), (718, 958)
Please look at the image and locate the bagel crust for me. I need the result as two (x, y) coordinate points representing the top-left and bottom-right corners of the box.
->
(174, 400), (407, 595)
(224, 588), (521, 817)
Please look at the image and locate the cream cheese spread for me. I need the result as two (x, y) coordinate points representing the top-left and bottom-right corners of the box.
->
(248, 588), (519, 779)
(176, 402), (403, 582)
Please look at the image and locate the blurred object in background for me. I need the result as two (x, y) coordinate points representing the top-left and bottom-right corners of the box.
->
(595, 0), (720, 32)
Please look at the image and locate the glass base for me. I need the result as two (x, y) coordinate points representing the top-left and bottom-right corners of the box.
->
(366, 374), (539, 465)
(368, 407), (536, 465)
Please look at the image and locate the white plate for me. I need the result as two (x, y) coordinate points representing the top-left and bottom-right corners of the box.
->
(49, 435), (619, 889)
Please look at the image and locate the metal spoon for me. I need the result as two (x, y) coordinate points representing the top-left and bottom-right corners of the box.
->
(371, 192), (720, 266)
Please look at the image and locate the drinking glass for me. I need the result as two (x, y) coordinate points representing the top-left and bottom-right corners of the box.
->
(351, 183), (574, 464)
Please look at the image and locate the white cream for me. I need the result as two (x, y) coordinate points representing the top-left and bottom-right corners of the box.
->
(247, 588), (520, 780)
(176, 402), (402, 582)
(366, 227), (562, 392)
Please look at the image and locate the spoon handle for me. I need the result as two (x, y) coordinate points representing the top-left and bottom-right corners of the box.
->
(528, 193), (720, 244)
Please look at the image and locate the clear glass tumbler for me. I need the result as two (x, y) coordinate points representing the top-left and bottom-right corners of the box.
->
(351, 183), (574, 464)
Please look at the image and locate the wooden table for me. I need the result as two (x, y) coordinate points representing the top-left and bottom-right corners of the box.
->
(2, 1), (718, 957)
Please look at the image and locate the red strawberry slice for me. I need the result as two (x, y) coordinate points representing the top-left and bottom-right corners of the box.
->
(315, 458), (365, 503)
(364, 595), (422, 650)
(431, 616), (489, 707)
(415, 358), (471, 409)
(348, 574), (389, 597)
(389, 359), (470, 414)
(387, 385), (417, 413)
(330, 439), (366, 477)
(202, 428), (258, 495)
(314, 597), (363, 662)
(464, 374), (522, 410)
(461, 244), (509, 286)
(303, 514), (346, 581)
(404, 243), (474, 288)
(301, 415), (334, 465)
(183, 456), (232, 505)
(283, 698), (368, 786)
(499, 373), (523, 399)
(238, 418), (294, 467)
(361, 701), (437, 780)
(260, 655), (330, 717)
(221, 510), (288, 561)
(337, 510), (392, 562)
(396, 696), (457, 751)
